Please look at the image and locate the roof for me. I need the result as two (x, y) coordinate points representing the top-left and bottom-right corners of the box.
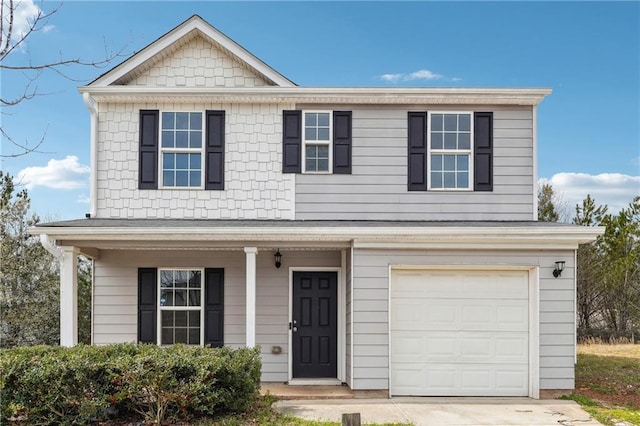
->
(86, 15), (295, 88)
(36, 218), (580, 229)
(80, 16), (551, 106)
(32, 219), (603, 253)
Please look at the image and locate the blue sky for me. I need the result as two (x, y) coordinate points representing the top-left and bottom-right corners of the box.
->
(1, 1), (639, 220)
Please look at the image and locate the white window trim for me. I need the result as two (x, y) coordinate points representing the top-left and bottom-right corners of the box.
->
(302, 110), (333, 174)
(159, 112), (205, 189)
(157, 267), (205, 347)
(427, 111), (474, 191)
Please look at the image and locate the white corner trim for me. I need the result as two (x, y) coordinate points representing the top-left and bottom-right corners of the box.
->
(529, 267), (540, 399)
(532, 105), (539, 220)
(82, 93), (98, 218)
(574, 249), (578, 365)
(349, 242), (354, 388)
(339, 250), (347, 382)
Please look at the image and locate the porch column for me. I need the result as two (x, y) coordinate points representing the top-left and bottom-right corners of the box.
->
(244, 247), (258, 348)
(60, 246), (79, 347)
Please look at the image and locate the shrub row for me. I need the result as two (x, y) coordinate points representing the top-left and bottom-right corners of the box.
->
(0, 343), (262, 424)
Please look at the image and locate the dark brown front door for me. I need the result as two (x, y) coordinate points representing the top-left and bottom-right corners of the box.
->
(292, 271), (338, 378)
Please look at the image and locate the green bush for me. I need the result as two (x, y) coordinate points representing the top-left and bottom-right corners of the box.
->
(0, 343), (262, 424)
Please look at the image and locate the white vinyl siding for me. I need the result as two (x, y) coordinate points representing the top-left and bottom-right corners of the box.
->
(92, 249), (341, 382)
(296, 107), (535, 220)
(350, 248), (576, 391)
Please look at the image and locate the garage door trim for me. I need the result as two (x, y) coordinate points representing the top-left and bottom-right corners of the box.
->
(388, 265), (540, 398)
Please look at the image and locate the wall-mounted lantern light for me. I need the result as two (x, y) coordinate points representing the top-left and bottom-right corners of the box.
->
(553, 261), (565, 278)
(274, 249), (282, 269)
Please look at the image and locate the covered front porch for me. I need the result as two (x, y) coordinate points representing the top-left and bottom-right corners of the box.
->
(33, 219), (356, 385)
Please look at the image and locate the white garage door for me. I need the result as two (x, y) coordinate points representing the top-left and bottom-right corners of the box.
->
(390, 269), (529, 396)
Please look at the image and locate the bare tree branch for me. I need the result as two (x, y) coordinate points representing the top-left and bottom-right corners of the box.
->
(0, 0), (129, 157)
(0, 125), (50, 158)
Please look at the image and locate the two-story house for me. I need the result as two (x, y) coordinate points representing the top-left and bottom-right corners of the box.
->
(33, 15), (603, 398)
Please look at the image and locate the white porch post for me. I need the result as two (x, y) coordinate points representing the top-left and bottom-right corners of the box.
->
(244, 247), (258, 348)
(60, 246), (79, 347)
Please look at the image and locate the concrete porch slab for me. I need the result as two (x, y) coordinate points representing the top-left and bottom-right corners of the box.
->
(261, 383), (388, 400)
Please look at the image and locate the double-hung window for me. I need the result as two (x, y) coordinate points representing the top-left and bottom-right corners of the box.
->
(303, 111), (332, 173)
(429, 112), (473, 190)
(159, 269), (203, 345)
(161, 112), (203, 188)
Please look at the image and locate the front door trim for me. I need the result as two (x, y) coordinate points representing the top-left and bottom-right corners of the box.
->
(288, 266), (343, 382)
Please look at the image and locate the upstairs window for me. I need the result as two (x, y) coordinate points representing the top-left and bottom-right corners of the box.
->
(429, 112), (472, 190)
(161, 112), (203, 188)
(303, 111), (332, 173)
(139, 110), (225, 191)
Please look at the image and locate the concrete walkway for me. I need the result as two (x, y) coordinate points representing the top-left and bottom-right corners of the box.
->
(275, 397), (602, 425)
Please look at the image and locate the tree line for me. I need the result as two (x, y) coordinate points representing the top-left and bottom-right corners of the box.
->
(1, 173), (637, 346)
(539, 184), (640, 341)
(0, 172), (91, 347)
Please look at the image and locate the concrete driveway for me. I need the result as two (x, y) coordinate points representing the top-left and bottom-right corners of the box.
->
(275, 397), (602, 426)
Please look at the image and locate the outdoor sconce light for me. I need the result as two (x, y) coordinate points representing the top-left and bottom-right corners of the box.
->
(553, 261), (565, 278)
(274, 249), (282, 269)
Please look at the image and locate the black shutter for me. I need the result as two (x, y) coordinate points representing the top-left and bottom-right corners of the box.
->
(474, 112), (493, 191)
(204, 268), (224, 347)
(205, 110), (225, 190)
(139, 110), (159, 189)
(138, 268), (157, 343)
(333, 111), (352, 174)
(408, 112), (428, 191)
(282, 110), (302, 173)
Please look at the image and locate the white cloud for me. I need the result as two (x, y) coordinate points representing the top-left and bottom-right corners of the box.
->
(539, 173), (640, 215)
(379, 73), (404, 83)
(376, 69), (459, 83)
(405, 70), (443, 80)
(18, 156), (90, 190)
(1, 0), (44, 43)
(76, 194), (90, 204)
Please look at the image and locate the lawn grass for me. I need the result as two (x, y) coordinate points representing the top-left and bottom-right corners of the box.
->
(563, 344), (640, 426)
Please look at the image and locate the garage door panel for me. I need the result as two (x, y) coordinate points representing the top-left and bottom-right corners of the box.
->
(392, 364), (528, 396)
(392, 330), (528, 364)
(395, 271), (527, 298)
(390, 269), (530, 397)
(391, 299), (528, 332)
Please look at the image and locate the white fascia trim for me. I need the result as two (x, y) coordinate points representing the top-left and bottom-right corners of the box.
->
(78, 86), (552, 106)
(31, 225), (604, 248)
(89, 16), (294, 88)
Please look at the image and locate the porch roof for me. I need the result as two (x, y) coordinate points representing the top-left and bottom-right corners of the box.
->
(31, 219), (603, 255)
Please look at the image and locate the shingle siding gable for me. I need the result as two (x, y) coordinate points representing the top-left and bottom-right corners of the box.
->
(121, 35), (272, 87)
